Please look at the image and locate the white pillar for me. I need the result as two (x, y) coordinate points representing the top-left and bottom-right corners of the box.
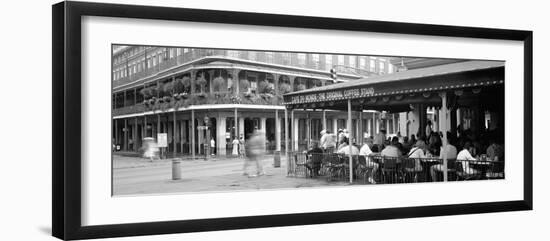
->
(371, 112), (378, 136)
(217, 117), (226, 156)
(322, 110), (327, 130)
(359, 111), (363, 146)
(239, 117), (245, 139)
(347, 99), (353, 184)
(191, 110), (195, 159)
(332, 118), (338, 134)
(291, 110), (295, 152)
(294, 117), (299, 151)
(306, 113), (311, 148)
(440, 92), (448, 182)
(260, 117), (267, 151)
(385, 115), (390, 134)
(275, 110), (281, 152)
(285, 108), (289, 157)
(234, 108), (238, 139)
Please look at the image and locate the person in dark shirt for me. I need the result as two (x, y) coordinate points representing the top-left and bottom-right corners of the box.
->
(306, 142), (324, 177)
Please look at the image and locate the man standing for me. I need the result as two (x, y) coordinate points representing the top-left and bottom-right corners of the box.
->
(320, 129), (337, 153)
(373, 129), (387, 148)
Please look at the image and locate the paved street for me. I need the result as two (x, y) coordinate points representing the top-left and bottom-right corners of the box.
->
(113, 154), (350, 196)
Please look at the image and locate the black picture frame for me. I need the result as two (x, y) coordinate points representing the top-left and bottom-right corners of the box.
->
(52, 1), (533, 240)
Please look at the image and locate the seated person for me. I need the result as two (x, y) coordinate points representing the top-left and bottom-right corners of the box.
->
(486, 139), (504, 161)
(336, 138), (359, 155)
(457, 141), (480, 175)
(405, 140), (427, 173)
(381, 137), (402, 158)
(306, 142), (324, 177)
(360, 138), (378, 183)
(430, 136), (458, 181)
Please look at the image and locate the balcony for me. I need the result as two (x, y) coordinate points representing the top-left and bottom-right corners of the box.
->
(113, 92), (283, 117)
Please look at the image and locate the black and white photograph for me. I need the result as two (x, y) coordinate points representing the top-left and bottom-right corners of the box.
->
(111, 46), (505, 196)
(3, 0), (548, 241)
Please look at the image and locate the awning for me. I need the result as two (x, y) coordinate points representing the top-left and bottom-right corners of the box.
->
(282, 60), (504, 111)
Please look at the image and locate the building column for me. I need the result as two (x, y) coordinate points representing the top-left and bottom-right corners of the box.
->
(234, 108), (239, 138)
(322, 110), (327, 131)
(273, 73), (280, 96)
(114, 119), (119, 149)
(190, 70), (196, 94)
(275, 110), (281, 151)
(451, 107), (458, 139)
(173, 111), (177, 157)
(440, 92), (449, 182)
(358, 111), (363, 146)
(291, 110), (296, 151)
(143, 115), (147, 138)
(239, 117), (245, 139)
(208, 70), (214, 93)
(134, 117), (138, 151)
(180, 119), (184, 154)
(217, 116), (227, 156)
(293, 115), (299, 151)
(371, 112), (378, 136)
(372, 112), (380, 134)
(123, 119), (128, 151)
(260, 117), (267, 151)
(306, 113), (311, 149)
(392, 113), (397, 134)
(386, 116), (390, 134)
(191, 109), (195, 159)
(347, 99), (353, 183)
(233, 69), (240, 94)
(284, 108), (289, 157)
(332, 117), (338, 134)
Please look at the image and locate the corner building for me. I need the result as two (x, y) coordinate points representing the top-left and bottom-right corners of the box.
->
(112, 46), (397, 157)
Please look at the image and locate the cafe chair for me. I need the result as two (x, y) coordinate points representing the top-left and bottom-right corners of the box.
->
(401, 158), (421, 183)
(485, 161), (505, 179)
(326, 153), (345, 182)
(356, 155), (374, 184)
(381, 157), (400, 184)
(293, 153), (309, 178)
(456, 161), (481, 181)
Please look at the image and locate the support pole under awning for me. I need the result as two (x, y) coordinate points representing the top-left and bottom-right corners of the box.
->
(348, 99), (353, 184)
(440, 92), (448, 182)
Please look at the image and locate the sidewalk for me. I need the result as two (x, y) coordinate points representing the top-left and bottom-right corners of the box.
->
(113, 154), (353, 196)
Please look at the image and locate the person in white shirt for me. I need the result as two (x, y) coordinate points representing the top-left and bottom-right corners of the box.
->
(319, 129), (327, 149)
(360, 138), (378, 183)
(359, 139), (373, 156)
(457, 142), (480, 175)
(336, 138), (359, 155)
(210, 139), (216, 156)
(405, 140), (427, 173)
(430, 137), (458, 181)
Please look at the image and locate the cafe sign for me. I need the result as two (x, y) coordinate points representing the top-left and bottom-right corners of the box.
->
(290, 87), (375, 103)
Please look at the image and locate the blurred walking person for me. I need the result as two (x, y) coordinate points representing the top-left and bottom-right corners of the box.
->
(141, 137), (159, 162)
(243, 129), (265, 177)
